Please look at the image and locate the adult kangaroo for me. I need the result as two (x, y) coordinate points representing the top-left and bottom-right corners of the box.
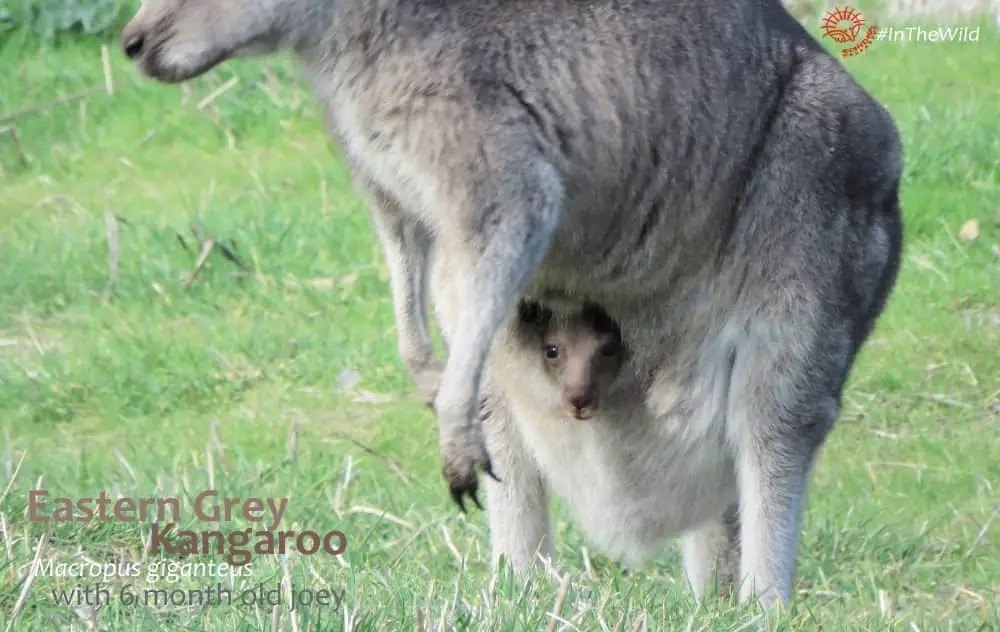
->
(121, 0), (904, 606)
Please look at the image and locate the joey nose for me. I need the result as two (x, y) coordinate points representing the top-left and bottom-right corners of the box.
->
(123, 33), (144, 59)
(569, 393), (593, 410)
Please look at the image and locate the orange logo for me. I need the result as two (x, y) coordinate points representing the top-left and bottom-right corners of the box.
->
(820, 7), (879, 56)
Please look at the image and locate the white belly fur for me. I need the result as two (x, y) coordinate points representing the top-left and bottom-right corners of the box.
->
(490, 326), (740, 567)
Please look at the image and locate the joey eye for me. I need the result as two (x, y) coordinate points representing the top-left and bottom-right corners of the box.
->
(544, 344), (559, 360)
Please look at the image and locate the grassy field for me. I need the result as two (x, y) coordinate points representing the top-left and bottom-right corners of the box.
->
(1, 12), (999, 631)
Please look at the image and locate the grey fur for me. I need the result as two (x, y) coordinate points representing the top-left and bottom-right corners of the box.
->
(121, 0), (903, 608)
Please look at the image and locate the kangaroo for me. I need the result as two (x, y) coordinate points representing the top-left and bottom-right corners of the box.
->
(515, 300), (625, 421)
(120, 0), (904, 608)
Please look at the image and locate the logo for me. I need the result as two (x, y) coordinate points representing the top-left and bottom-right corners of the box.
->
(820, 7), (879, 56)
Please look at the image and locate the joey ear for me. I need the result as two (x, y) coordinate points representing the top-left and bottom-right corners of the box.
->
(599, 339), (621, 357)
(517, 300), (541, 323)
(518, 299), (553, 328)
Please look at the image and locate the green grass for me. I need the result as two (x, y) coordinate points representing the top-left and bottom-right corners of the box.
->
(1, 15), (999, 630)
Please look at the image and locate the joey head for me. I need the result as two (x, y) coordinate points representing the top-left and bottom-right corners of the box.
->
(518, 300), (625, 420)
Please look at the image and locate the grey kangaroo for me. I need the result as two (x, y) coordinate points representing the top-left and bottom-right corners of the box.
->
(121, 0), (903, 607)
